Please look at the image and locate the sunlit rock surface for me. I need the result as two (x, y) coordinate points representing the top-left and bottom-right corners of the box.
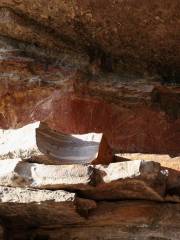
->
(36, 123), (113, 164)
(0, 0), (179, 155)
(0, 122), (40, 159)
(0, 159), (167, 201)
(0, 159), (179, 240)
(0, 1), (179, 239)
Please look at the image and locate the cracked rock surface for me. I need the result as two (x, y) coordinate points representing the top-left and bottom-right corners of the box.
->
(0, 0), (179, 154)
(0, 158), (180, 239)
(0, 1), (179, 239)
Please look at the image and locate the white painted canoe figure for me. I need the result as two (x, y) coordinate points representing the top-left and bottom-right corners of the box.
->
(36, 123), (113, 164)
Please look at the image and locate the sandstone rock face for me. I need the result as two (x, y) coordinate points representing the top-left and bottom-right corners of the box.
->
(0, 159), (95, 190)
(0, 159), (168, 201)
(0, 0), (179, 77)
(80, 161), (166, 201)
(116, 153), (180, 193)
(0, 122), (40, 160)
(30, 201), (180, 240)
(0, 159), (180, 239)
(0, 226), (3, 240)
(0, 186), (96, 226)
(36, 122), (114, 164)
(0, 1), (179, 239)
(2, 199), (180, 240)
(0, 0), (179, 155)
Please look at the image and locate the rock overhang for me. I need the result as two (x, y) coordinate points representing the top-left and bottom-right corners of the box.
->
(0, 2), (179, 238)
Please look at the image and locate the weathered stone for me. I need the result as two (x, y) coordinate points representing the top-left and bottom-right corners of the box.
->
(164, 168), (180, 194)
(0, 226), (3, 240)
(29, 154), (62, 165)
(164, 194), (180, 203)
(0, 159), (94, 190)
(0, 160), (167, 201)
(46, 91), (180, 155)
(29, 226), (180, 240)
(80, 161), (166, 201)
(115, 154), (180, 167)
(0, 186), (96, 226)
(0, 122), (40, 160)
(0, 0), (179, 238)
(6, 201), (180, 240)
(0, 46), (179, 154)
(0, 159), (24, 187)
(36, 122), (113, 164)
(115, 153), (180, 194)
(92, 134), (114, 165)
(0, 1), (179, 155)
(0, 0), (179, 78)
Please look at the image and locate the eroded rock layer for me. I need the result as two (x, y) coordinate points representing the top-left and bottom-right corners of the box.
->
(0, 159), (179, 239)
(0, 1), (179, 239)
(0, 45), (179, 154)
(0, 0), (179, 77)
(0, 0), (179, 155)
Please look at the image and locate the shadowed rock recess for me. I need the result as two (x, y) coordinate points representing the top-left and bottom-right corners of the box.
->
(0, 0), (179, 239)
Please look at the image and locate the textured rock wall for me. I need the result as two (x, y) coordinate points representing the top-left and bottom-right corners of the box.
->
(0, 122), (40, 159)
(0, 158), (179, 239)
(0, 1), (179, 239)
(0, 49), (179, 153)
(0, 0), (179, 154)
(0, 0), (179, 79)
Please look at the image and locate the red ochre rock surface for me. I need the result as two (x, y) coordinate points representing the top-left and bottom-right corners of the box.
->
(0, 81), (179, 154)
(0, 0), (179, 155)
(0, 55), (179, 154)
